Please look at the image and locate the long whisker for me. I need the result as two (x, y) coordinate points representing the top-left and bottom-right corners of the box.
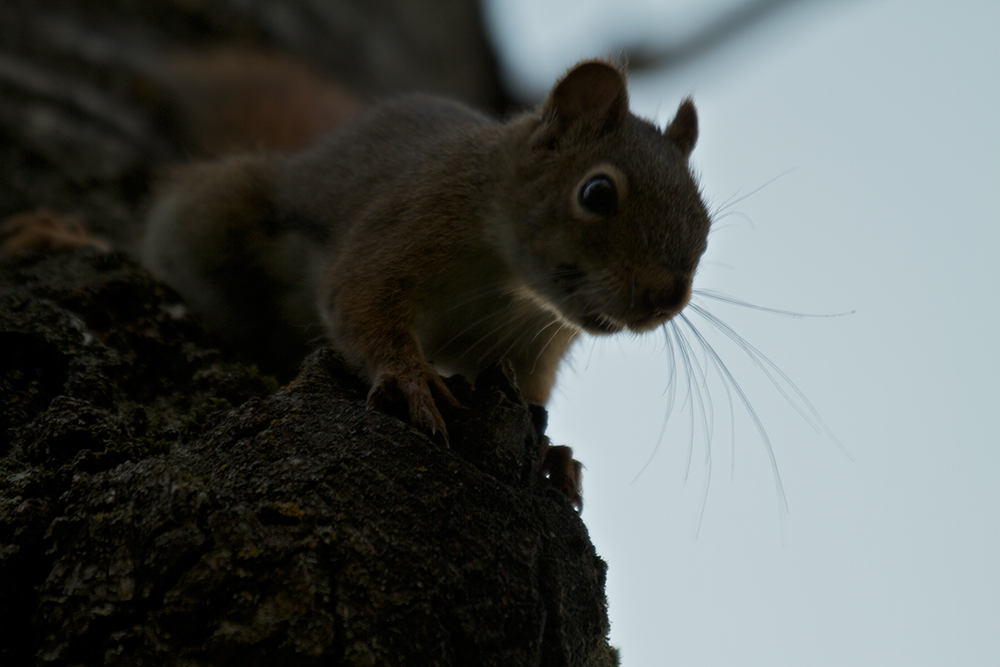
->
(676, 314), (715, 448)
(674, 316), (736, 538)
(672, 317), (702, 481)
(463, 285), (581, 366)
(529, 319), (571, 374)
(528, 316), (562, 345)
(676, 314), (720, 537)
(694, 290), (855, 318)
(689, 303), (819, 428)
(707, 210), (754, 233)
(675, 321), (696, 481)
(428, 271), (575, 358)
(678, 312), (789, 515)
(697, 318), (738, 480)
(438, 267), (622, 362)
(687, 303), (851, 459)
(582, 335), (597, 372)
(465, 306), (541, 364)
(673, 314), (720, 537)
(711, 168), (798, 218)
(631, 322), (681, 484)
(428, 304), (513, 359)
(489, 311), (558, 366)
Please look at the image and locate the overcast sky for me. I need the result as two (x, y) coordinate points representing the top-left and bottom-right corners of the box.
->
(484, 1), (999, 665)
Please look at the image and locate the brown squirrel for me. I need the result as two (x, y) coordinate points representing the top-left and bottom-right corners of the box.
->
(142, 59), (711, 502)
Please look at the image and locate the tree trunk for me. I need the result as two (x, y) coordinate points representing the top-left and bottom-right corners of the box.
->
(0, 2), (613, 664)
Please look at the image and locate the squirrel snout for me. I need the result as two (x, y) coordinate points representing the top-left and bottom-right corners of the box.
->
(641, 280), (692, 318)
(617, 279), (692, 333)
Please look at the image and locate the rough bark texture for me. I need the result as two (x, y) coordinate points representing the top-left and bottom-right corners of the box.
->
(1, 251), (613, 665)
(0, 1), (614, 665)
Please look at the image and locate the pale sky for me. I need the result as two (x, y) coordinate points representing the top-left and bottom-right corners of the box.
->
(483, 1), (1000, 665)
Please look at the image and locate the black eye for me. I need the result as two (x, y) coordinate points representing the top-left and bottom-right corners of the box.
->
(578, 175), (618, 216)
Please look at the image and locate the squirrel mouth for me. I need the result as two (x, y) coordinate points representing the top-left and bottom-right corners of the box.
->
(554, 264), (692, 335)
(578, 308), (683, 335)
(577, 312), (625, 334)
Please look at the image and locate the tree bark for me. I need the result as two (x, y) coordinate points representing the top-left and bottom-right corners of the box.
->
(0, 1), (612, 664)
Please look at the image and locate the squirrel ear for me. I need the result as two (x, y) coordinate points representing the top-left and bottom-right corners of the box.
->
(664, 99), (698, 158)
(544, 60), (628, 126)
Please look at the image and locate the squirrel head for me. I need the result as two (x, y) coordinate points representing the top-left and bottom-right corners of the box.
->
(502, 59), (710, 335)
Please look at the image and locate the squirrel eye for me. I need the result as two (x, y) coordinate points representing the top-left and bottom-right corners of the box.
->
(578, 175), (618, 216)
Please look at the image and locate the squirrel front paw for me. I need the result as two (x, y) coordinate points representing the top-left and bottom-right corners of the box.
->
(367, 361), (462, 444)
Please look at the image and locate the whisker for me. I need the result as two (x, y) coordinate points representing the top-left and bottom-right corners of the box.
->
(675, 322), (718, 538)
(694, 290), (855, 318)
(678, 313), (736, 478)
(687, 303), (851, 459)
(466, 286), (581, 366)
(631, 322), (681, 484)
(675, 315), (715, 447)
(693, 301), (824, 428)
(583, 277), (624, 315)
(528, 317), (562, 345)
(695, 425), (713, 538)
(465, 306), (540, 364)
(678, 312), (790, 514)
(713, 186), (746, 213)
(707, 210), (754, 233)
(711, 168), (798, 218)
(671, 317), (700, 482)
(665, 318), (717, 536)
(428, 303), (514, 359)
(529, 319), (571, 374)
(582, 335), (597, 372)
(428, 271), (576, 358)
(489, 311), (555, 365)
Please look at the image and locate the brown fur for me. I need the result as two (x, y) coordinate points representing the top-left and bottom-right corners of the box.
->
(142, 59), (711, 458)
(0, 210), (110, 256)
(154, 48), (361, 155)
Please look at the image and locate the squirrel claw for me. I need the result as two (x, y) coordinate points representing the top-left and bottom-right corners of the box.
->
(367, 362), (452, 445)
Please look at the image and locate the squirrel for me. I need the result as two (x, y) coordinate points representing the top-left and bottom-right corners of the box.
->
(141, 59), (712, 504)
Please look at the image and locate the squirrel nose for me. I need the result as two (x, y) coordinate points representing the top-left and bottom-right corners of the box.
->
(642, 280), (692, 317)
